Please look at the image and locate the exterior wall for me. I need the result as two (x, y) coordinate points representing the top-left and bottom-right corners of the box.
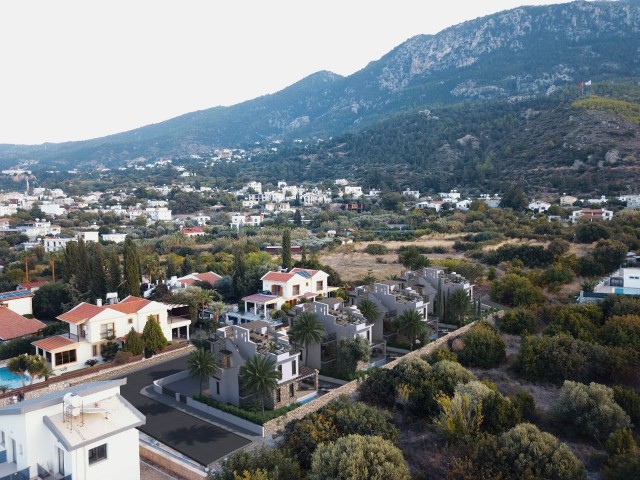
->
(623, 269), (640, 289)
(72, 429), (140, 480)
(3, 296), (33, 316)
(372, 283), (427, 320)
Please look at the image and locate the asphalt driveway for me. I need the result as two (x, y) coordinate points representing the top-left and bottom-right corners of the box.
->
(114, 355), (251, 466)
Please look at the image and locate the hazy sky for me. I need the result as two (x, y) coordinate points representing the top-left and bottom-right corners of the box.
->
(0, 0), (570, 145)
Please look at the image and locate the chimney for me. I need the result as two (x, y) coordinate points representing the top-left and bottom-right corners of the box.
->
(96, 298), (103, 307)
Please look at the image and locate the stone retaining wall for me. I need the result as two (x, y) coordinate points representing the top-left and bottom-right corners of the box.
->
(262, 320), (481, 436)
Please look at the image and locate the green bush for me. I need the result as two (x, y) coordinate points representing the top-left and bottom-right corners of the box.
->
(489, 273), (545, 307)
(429, 360), (476, 396)
(309, 434), (409, 480)
(555, 381), (631, 440)
(480, 391), (521, 435)
(0, 335), (37, 360)
(357, 368), (397, 408)
(605, 428), (636, 457)
(422, 347), (458, 364)
(497, 308), (536, 335)
(457, 323), (506, 369)
(365, 244), (388, 255)
(612, 385), (640, 426)
(601, 315), (640, 352)
(213, 445), (303, 480)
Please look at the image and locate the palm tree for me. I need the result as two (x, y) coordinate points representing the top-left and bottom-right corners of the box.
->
(239, 355), (281, 417)
(397, 309), (427, 351)
(357, 298), (379, 324)
(7, 354), (30, 387)
(290, 312), (325, 366)
(192, 287), (216, 323)
(26, 356), (47, 385)
(448, 289), (471, 326)
(187, 348), (219, 395)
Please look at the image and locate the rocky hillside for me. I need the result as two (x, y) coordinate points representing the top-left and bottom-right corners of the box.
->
(1, 0), (639, 170)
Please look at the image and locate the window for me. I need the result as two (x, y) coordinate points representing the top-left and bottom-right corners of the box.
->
(277, 365), (283, 376)
(88, 444), (107, 465)
(292, 361), (297, 375)
(92, 345), (98, 357)
(0, 430), (4, 446)
(289, 383), (295, 397)
(100, 323), (115, 339)
(216, 381), (220, 395)
(128, 318), (133, 324)
(292, 285), (300, 296)
(54, 349), (77, 366)
(316, 281), (323, 290)
(276, 388), (281, 403)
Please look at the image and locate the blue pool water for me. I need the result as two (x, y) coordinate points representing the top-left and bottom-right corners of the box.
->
(298, 391), (319, 405)
(0, 367), (28, 390)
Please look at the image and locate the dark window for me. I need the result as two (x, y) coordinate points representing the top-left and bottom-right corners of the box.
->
(54, 349), (77, 366)
(88, 444), (107, 465)
(289, 383), (295, 397)
(276, 388), (281, 403)
(292, 361), (297, 375)
(216, 381), (220, 395)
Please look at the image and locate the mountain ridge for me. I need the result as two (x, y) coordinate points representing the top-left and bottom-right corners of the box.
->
(1, 0), (639, 169)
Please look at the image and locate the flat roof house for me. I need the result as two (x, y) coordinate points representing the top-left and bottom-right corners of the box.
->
(0, 379), (144, 480)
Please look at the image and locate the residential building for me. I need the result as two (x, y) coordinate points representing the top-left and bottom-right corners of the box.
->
(32, 296), (191, 373)
(528, 200), (551, 213)
(294, 298), (385, 371)
(343, 186), (363, 199)
(0, 379), (144, 480)
(209, 322), (317, 409)
(402, 188), (420, 200)
(168, 271), (222, 291)
(0, 291), (34, 316)
(0, 306), (45, 342)
(181, 226), (206, 237)
(230, 213), (263, 229)
(572, 209), (614, 223)
(100, 232), (127, 243)
(44, 236), (76, 253)
(16, 280), (48, 293)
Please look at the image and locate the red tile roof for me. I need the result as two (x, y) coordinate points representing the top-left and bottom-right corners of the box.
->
(109, 297), (151, 314)
(182, 227), (205, 235)
(0, 308), (45, 340)
(57, 302), (104, 324)
(32, 335), (77, 351)
(262, 271), (295, 282)
(194, 272), (222, 285)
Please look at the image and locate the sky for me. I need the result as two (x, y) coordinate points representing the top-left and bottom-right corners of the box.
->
(0, 0), (570, 145)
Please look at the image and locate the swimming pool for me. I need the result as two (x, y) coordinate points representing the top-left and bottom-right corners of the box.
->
(298, 391), (320, 405)
(0, 366), (28, 390)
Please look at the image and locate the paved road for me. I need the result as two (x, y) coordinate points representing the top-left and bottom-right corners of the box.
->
(115, 355), (251, 467)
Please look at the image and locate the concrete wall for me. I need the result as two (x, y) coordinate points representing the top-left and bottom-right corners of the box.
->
(185, 397), (264, 436)
(140, 444), (206, 480)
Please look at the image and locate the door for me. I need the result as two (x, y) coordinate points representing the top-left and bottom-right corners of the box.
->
(58, 447), (65, 475)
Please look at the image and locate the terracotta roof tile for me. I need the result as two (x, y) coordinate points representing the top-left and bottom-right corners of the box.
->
(262, 271), (295, 282)
(57, 302), (104, 324)
(109, 297), (151, 314)
(0, 308), (45, 340)
(32, 335), (77, 351)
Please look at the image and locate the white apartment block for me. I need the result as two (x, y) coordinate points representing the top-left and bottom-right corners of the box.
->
(0, 379), (144, 480)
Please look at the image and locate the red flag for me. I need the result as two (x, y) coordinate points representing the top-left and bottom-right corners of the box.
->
(578, 82), (583, 88)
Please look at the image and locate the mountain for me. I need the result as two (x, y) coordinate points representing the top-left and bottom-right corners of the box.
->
(1, 0), (639, 169)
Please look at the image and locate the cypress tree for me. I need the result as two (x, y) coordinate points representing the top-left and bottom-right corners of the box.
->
(76, 237), (90, 294)
(106, 246), (121, 294)
(63, 241), (79, 284)
(123, 236), (141, 297)
(182, 254), (195, 276)
(87, 242), (107, 301)
(282, 229), (292, 270)
(293, 209), (302, 227)
(141, 315), (167, 355)
(231, 245), (247, 299)
(300, 245), (307, 266)
(124, 326), (145, 355)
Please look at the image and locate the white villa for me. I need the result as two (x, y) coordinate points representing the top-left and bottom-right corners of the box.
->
(226, 268), (336, 325)
(294, 298), (386, 371)
(0, 379), (144, 480)
(32, 296), (191, 373)
(209, 322), (317, 409)
(572, 208), (614, 223)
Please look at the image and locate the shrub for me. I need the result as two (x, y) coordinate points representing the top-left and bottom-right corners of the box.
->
(113, 350), (133, 365)
(141, 315), (168, 355)
(612, 385), (640, 426)
(213, 445), (303, 480)
(601, 315), (640, 351)
(422, 347), (457, 364)
(429, 360), (476, 396)
(336, 336), (371, 377)
(357, 368), (397, 408)
(484, 423), (585, 480)
(309, 434), (409, 480)
(510, 391), (536, 421)
(555, 381), (631, 440)
(85, 359), (99, 367)
(480, 391), (521, 435)
(433, 392), (483, 444)
(497, 308), (536, 335)
(123, 327), (145, 355)
(101, 341), (119, 362)
(365, 244), (388, 255)
(457, 323), (506, 369)
(489, 273), (545, 307)
(605, 428), (636, 457)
